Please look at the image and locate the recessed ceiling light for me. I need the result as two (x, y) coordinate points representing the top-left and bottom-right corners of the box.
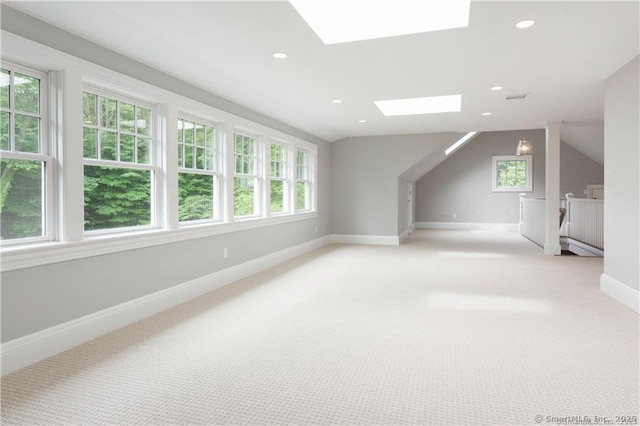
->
(272, 52), (288, 59)
(289, 0), (470, 45)
(374, 95), (462, 116)
(359, 119), (367, 123)
(332, 99), (342, 104)
(491, 86), (503, 91)
(516, 20), (535, 29)
(482, 112), (492, 116)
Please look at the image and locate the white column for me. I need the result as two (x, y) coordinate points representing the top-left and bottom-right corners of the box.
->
(544, 121), (562, 255)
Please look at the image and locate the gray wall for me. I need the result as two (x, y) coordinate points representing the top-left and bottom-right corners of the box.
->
(415, 130), (546, 224)
(415, 129), (606, 224)
(560, 141), (604, 198)
(330, 133), (460, 236)
(603, 56), (639, 292)
(0, 12), (332, 342)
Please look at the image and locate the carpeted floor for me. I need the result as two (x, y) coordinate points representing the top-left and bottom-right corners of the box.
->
(1, 229), (638, 425)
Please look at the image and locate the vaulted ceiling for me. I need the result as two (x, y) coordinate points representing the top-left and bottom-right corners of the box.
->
(5, 1), (639, 163)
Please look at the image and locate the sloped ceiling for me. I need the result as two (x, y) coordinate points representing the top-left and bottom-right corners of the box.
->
(2, 1), (636, 168)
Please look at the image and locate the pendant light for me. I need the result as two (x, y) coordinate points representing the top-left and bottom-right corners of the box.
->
(516, 138), (532, 155)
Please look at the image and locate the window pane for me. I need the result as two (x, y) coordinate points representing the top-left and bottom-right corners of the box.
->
(195, 147), (205, 170)
(205, 126), (215, 150)
(246, 157), (254, 175)
(100, 97), (117, 129)
(0, 111), (9, 151)
(137, 107), (151, 136)
(120, 134), (135, 162)
(235, 155), (242, 174)
(195, 124), (204, 147)
(83, 127), (97, 159)
(270, 180), (284, 213)
(83, 92), (97, 125)
(179, 173), (214, 222)
(205, 149), (215, 171)
(100, 130), (117, 161)
(14, 114), (39, 153)
(234, 176), (254, 216)
(176, 119), (184, 143)
(137, 137), (150, 164)
(120, 102), (135, 133)
(14, 73), (39, 114)
(235, 134), (242, 154)
(0, 159), (43, 240)
(84, 165), (151, 231)
(1, 69), (9, 109)
(297, 181), (307, 211)
(177, 144), (184, 168)
(185, 145), (194, 169)
(185, 121), (194, 146)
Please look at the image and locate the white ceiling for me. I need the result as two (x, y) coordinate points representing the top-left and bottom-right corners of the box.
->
(5, 1), (639, 162)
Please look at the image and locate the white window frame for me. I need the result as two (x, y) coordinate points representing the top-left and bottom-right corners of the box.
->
(232, 130), (261, 219)
(177, 114), (221, 225)
(0, 61), (55, 246)
(82, 85), (159, 235)
(0, 33), (319, 271)
(295, 148), (314, 212)
(492, 155), (533, 192)
(268, 140), (291, 216)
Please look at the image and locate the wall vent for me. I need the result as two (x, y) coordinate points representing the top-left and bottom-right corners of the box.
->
(505, 93), (529, 100)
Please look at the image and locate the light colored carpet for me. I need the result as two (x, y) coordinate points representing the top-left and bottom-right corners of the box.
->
(1, 230), (638, 425)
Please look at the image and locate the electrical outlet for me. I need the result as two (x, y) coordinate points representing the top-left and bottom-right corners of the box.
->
(452, 213), (457, 219)
(223, 248), (228, 258)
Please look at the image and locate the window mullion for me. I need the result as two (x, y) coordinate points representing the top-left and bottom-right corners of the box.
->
(55, 68), (84, 242)
(160, 103), (178, 229)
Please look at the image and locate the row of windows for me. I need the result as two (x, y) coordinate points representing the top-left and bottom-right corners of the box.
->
(0, 62), (316, 246)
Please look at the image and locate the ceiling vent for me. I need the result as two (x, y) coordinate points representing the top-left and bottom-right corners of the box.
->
(505, 93), (530, 101)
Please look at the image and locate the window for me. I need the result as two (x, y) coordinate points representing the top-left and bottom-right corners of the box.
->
(233, 133), (258, 217)
(492, 155), (532, 192)
(2, 35), (320, 267)
(82, 89), (156, 232)
(296, 150), (312, 211)
(269, 143), (288, 214)
(0, 64), (52, 244)
(177, 117), (218, 223)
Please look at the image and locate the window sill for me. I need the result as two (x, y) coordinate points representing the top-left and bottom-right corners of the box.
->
(0, 211), (317, 272)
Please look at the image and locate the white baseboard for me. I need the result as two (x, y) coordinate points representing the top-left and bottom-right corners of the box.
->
(414, 222), (519, 231)
(330, 234), (400, 246)
(1, 236), (331, 376)
(567, 238), (604, 257)
(600, 274), (640, 314)
(399, 228), (409, 243)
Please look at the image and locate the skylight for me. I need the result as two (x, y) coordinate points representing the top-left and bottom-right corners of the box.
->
(374, 95), (462, 117)
(288, 0), (471, 45)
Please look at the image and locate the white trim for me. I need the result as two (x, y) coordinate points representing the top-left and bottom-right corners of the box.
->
(0, 235), (331, 376)
(566, 238), (604, 257)
(399, 228), (410, 243)
(600, 274), (640, 314)
(330, 234), (400, 246)
(414, 222), (519, 231)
